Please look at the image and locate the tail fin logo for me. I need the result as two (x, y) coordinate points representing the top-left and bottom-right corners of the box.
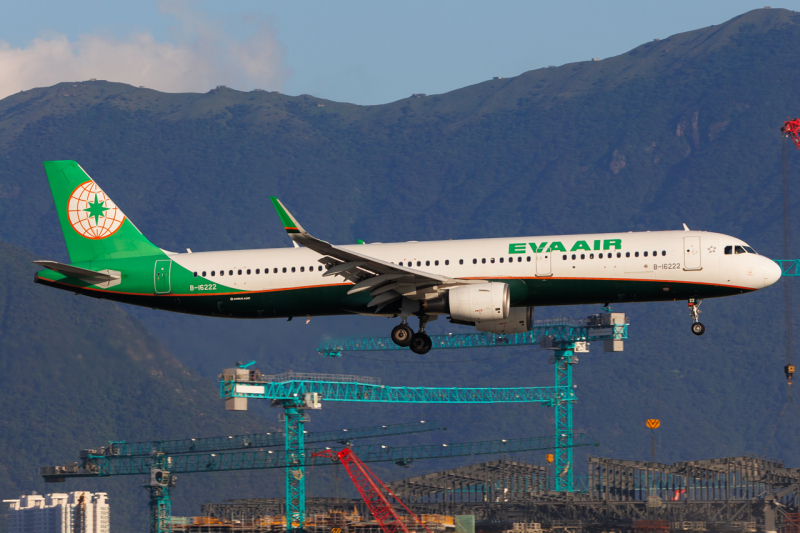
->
(67, 181), (126, 239)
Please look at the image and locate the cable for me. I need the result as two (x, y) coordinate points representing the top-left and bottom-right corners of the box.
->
(762, 395), (791, 455)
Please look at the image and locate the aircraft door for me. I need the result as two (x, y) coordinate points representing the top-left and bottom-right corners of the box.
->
(154, 260), (172, 294)
(536, 251), (552, 277)
(683, 237), (702, 271)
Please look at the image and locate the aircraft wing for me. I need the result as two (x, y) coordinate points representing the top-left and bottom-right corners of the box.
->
(270, 197), (480, 311)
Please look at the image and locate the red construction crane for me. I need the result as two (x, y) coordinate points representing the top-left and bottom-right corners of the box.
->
(782, 118), (800, 152)
(313, 449), (432, 533)
(781, 118), (798, 386)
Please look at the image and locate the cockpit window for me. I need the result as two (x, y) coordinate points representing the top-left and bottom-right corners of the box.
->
(724, 246), (732, 255)
(743, 246), (757, 254)
(735, 246), (746, 254)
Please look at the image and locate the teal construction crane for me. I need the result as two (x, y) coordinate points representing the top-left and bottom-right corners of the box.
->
(219, 370), (587, 531)
(315, 312), (629, 494)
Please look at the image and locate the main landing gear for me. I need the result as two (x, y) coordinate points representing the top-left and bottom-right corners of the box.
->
(689, 298), (705, 336)
(390, 316), (433, 354)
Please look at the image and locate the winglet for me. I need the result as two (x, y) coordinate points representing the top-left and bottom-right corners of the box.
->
(270, 197), (306, 236)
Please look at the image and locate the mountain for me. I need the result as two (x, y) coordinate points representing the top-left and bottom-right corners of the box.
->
(0, 241), (287, 533)
(0, 6), (800, 524)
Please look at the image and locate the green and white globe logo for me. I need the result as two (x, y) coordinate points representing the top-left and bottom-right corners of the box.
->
(67, 181), (126, 239)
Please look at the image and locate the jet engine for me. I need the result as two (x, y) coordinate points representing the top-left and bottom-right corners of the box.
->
(475, 306), (534, 334)
(424, 282), (510, 322)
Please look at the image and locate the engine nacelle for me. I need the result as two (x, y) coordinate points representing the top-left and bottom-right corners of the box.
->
(446, 282), (510, 322)
(475, 307), (534, 334)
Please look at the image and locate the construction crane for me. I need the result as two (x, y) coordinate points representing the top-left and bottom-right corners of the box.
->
(313, 448), (432, 533)
(316, 312), (628, 494)
(780, 119), (799, 386)
(220, 370), (594, 530)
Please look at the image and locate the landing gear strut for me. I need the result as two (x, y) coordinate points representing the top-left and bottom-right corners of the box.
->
(410, 315), (434, 355)
(689, 298), (705, 336)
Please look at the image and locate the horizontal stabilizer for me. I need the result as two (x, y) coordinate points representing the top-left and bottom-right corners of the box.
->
(33, 260), (121, 288)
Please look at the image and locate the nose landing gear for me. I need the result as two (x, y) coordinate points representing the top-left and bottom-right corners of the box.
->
(391, 315), (433, 354)
(689, 299), (705, 336)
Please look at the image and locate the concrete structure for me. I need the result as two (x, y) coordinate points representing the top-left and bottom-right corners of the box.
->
(4, 491), (109, 533)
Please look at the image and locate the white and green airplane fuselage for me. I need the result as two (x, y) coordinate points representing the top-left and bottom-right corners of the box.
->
(34, 161), (782, 351)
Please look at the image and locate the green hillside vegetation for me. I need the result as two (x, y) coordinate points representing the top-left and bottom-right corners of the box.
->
(0, 241), (290, 532)
(0, 7), (800, 529)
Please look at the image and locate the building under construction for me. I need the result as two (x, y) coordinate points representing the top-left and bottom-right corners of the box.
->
(184, 455), (800, 533)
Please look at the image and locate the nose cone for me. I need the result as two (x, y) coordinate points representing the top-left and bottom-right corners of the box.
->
(763, 259), (782, 288)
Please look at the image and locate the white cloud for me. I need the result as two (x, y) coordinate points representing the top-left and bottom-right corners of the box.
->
(0, 1), (290, 99)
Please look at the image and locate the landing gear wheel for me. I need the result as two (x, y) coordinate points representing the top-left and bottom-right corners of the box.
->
(691, 322), (705, 336)
(409, 332), (433, 355)
(391, 324), (414, 347)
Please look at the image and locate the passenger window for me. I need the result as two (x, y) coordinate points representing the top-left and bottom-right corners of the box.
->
(247, 269), (251, 275)
(318, 266), (323, 271)
(426, 260), (430, 266)
(599, 253), (603, 259)
(238, 269), (242, 275)
(211, 271), (215, 276)
(399, 262), (403, 266)
(282, 267), (287, 273)
(291, 267), (296, 272)
(202, 271), (206, 277)
(626, 252), (630, 258)
(417, 261), (421, 267)
(581, 254), (585, 260)
(482, 258), (486, 264)
(735, 246), (746, 254)
(274, 268), (278, 273)
(300, 266), (305, 272)
(229, 270), (233, 276)
(459, 259), (463, 265)
(473, 259), (477, 264)
(527, 256), (531, 262)
(617, 252), (621, 258)
(643, 252), (648, 257)
(518, 257), (522, 262)
(499, 257), (504, 263)
(220, 270), (225, 276)
(193, 272), (198, 277)
(590, 253), (594, 259)
(572, 254), (576, 260)
(490, 258), (495, 263)
(724, 246), (732, 255)
(653, 251), (657, 256)
(445, 260), (449, 265)
(635, 252), (639, 258)
(563, 255), (567, 260)
(662, 251), (666, 256)
(435, 260), (440, 266)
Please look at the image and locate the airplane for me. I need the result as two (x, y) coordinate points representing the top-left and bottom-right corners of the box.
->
(34, 160), (782, 354)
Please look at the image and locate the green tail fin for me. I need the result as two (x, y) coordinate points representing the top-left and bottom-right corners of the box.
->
(43, 160), (163, 264)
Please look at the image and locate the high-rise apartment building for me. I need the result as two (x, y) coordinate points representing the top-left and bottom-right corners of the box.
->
(3, 491), (110, 533)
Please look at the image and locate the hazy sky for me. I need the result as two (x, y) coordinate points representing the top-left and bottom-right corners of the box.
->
(2, 1), (798, 105)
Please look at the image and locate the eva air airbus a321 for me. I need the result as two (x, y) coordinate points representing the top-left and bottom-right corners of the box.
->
(34, 160), (782, 354)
